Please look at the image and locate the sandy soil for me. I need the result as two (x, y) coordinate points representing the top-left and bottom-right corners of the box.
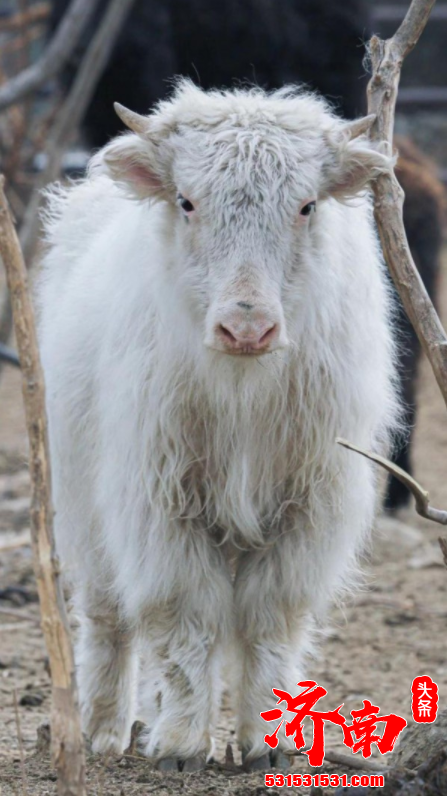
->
(1, 252), (447, 795)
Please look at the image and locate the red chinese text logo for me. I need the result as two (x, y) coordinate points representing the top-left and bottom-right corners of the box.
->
(260, 680), (407, 767)
(411, 675), (438, 723)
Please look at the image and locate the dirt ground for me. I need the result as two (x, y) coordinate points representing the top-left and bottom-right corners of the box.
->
(1, 253), (447, 795)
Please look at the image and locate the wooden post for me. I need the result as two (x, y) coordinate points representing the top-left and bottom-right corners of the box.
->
(0, 177), (86, 796)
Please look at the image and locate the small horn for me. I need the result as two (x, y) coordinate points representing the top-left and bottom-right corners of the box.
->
(345, 114), (376, 139)
(114, 102), (148, 135)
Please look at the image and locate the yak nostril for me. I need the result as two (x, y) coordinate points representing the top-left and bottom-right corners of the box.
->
(219, 324), (238, 343)
(258, 324), (277, 345)
(218, 322), (277, 348)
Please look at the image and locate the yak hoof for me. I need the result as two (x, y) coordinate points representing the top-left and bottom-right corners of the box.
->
(244, 752), (271, 771)
(242, 748), (291, 771)
(157, 753), (207, 772)
(182, 753), (207, 772)
(270, 749), (291, 769)
(157, 756), (180, 771)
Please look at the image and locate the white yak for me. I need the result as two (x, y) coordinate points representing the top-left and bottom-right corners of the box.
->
(37, 81), (398, 771)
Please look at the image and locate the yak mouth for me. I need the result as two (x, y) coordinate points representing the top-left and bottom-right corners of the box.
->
(205, 341), (278, 357)
(225, 350), (273, 358)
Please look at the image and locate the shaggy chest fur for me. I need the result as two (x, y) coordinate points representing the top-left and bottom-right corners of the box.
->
(148, 366), (331, 546)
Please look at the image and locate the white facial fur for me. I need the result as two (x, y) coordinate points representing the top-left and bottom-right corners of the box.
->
(92, 82), (389, 358)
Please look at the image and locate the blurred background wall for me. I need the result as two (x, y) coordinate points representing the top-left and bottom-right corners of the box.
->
(0, 0), (446, 173)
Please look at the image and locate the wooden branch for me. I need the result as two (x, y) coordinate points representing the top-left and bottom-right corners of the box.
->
(293, 747), (386, 772)
(366, 0), (447, 408)
(0, 0), (102, 111)
(337, 438), (447, 525)
(19, 0), (138, 265)
(393, 0), (437, 60)
(0, 178), (86, 796)
(324, 750), (386, 773)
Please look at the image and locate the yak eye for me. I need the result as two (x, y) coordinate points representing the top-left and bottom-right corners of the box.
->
(178, 195), (194, 213)
(300, 200), (316, 217)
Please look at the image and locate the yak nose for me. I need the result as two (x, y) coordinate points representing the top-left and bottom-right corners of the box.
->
(218, 321), (278, 352)
(213, 303), (284, 354)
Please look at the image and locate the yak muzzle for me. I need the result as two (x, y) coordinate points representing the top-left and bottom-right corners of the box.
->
(206, 301), (288, 355)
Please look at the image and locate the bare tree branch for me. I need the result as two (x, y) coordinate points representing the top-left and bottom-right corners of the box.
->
(366, 0), (447, 408)
(324, 749), (386, 773)
(0, 177), (86, 796)
(393, 0), (437, 59)
(337, 438), (447, 525)
(19, 0), (138, 264)
(292, 746), (386, 772)
(0, 0), (102, 111)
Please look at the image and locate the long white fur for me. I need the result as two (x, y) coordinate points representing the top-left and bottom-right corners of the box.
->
(37, 81), (399, 762)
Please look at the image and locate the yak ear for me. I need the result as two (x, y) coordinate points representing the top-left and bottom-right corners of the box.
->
(323, 120), (392, 200)
(89, 132), (168, 200)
